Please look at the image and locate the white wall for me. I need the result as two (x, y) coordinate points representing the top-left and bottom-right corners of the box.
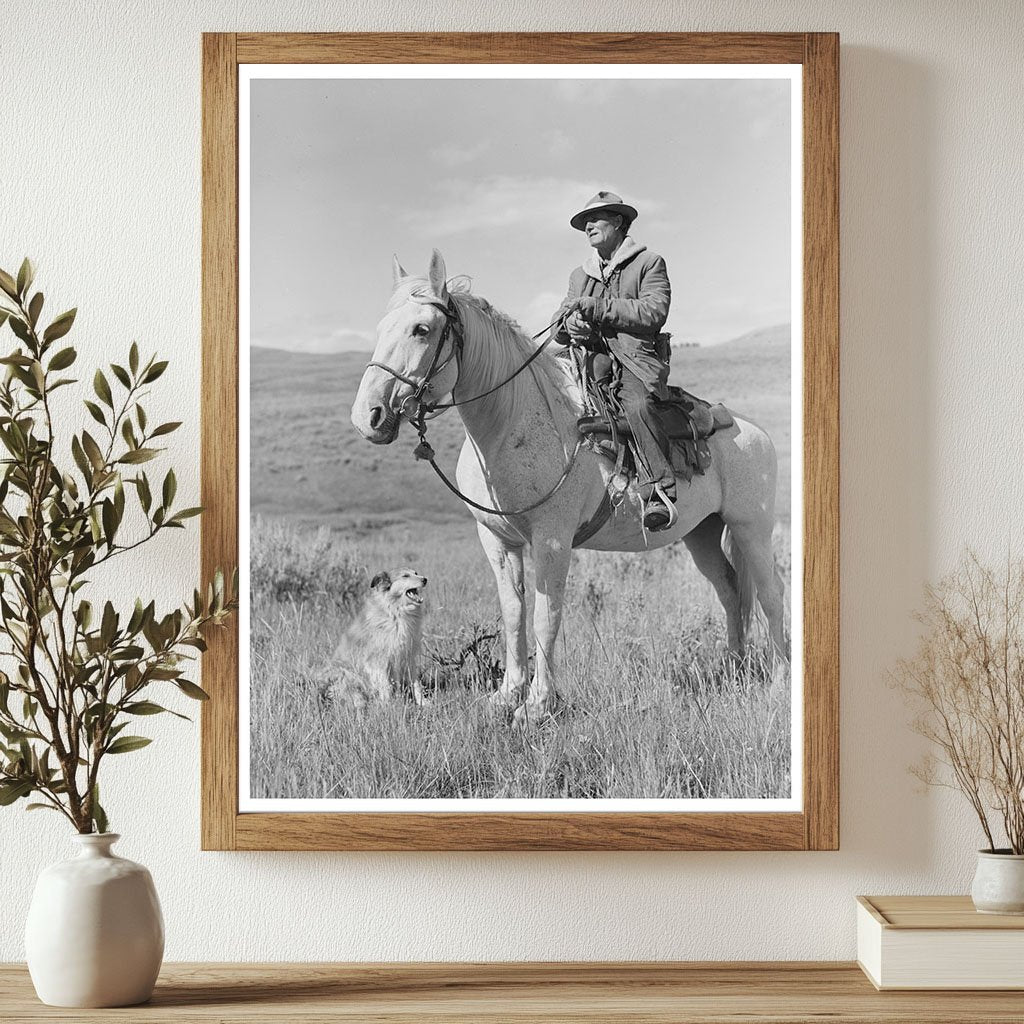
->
(2, 0), (1021, 961)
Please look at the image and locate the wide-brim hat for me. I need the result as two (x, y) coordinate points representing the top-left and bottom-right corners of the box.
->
(570, 191), (638, 232)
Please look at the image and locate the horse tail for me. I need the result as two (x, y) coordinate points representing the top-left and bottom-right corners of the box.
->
(724, 527), (756, 643)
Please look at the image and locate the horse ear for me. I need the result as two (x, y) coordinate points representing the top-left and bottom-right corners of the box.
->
(392, 254), (408, 287)
(427, 249), (448, 299)
(370, 571), (392, 592)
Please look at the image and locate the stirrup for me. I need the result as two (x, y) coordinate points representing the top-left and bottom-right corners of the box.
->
(643, 484), (678, 533)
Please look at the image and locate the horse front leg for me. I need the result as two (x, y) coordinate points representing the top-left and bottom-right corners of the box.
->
(515, 534), (573, 726)
(476, 523), (528, 707)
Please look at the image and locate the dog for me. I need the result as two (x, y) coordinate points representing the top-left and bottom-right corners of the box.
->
(321, 569), (428, 709)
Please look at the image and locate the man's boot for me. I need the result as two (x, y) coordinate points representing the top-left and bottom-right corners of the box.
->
(642, 483), (678, 532)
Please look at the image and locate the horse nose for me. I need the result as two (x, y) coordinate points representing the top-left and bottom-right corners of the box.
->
(368, 405), (385, 429)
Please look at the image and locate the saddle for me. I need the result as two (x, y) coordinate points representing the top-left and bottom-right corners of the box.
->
(571, 349), (734, 486)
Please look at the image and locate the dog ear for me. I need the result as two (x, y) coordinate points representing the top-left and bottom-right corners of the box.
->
(370, 571), (392, 591)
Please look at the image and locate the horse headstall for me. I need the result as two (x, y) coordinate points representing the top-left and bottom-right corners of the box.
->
(364, 293), (464, 422)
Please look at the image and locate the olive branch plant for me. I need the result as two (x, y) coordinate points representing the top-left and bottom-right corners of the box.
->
(0, 259), (235, 834)
(895, 551), (1024, 854)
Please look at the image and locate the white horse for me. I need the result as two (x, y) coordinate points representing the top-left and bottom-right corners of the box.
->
(352, 251), (786, 724)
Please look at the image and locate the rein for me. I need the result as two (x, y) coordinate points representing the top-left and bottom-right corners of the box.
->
(366, 294), (580, 518)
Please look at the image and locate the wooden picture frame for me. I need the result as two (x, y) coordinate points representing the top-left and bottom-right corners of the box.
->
(201, 32), (838, 851)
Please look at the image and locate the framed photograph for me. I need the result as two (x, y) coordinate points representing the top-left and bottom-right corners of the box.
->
(201, 32), (838, 851)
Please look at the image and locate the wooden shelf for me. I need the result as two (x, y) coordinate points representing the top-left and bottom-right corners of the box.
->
(3, 962), (1024, 1022)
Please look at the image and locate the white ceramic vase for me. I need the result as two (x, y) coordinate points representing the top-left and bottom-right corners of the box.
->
(971, 849), (1024, 914)
(25, 833), (164, 1007)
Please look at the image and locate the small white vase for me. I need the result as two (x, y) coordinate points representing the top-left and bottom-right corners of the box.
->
(25, 833), (164, 1007)
(971, 849), (1024, 915)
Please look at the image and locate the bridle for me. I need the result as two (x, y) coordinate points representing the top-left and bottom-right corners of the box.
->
(364, 292), (583, 518)
(365, 294), (464, 424)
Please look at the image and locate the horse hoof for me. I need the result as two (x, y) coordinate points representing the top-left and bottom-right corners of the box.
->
(512, 701), (553, 728)
(489, 687), (521, 709)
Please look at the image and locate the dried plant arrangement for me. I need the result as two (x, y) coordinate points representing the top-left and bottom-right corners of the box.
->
(895, 551), (1024, 853)
(0, 259), (235, 833)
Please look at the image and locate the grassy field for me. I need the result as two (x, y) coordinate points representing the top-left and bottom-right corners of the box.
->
(248, 325), (793, 801)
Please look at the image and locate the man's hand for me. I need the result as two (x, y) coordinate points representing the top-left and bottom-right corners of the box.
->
(565, 310), (592, 344)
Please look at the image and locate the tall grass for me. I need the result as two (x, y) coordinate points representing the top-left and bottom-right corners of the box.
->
(248, 517), (791, 801)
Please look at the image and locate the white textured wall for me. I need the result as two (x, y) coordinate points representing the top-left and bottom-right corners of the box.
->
(2, 0), (1022, 962)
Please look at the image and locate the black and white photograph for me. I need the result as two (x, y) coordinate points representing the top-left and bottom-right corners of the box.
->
(240, 65), (802, 811)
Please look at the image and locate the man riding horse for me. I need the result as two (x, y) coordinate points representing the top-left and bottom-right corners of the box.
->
(551, 191), (677, 531)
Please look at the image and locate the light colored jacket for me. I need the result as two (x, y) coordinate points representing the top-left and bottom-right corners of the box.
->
(551, 236), (671, 353)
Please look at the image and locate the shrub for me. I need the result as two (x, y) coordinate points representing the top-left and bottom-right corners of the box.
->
(249, 516), (363, 607)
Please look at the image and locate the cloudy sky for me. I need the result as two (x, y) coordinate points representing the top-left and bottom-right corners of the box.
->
(248, 73), (793, 353)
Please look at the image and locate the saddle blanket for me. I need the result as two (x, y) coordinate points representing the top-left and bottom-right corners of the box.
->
(578, 386), (733, 482)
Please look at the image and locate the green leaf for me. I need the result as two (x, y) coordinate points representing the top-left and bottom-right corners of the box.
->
(0, 722), (28, 742)
(142, 360), (168, 383)
(101, 498), (117, 546)
(47, 346), (77, 371)
(71, 435), (92, 482)
(110, 363), (131, 389)
(110, 644), (144, 662)
(16, 258), (34, 298)
(136, 404), (147, 432)
(93, 369), (113, 408)
(124, 700), (186, 718)
(105, 735), (152, 755)
(26, 802), (61, 813)
(91, 785), (108, 834)
(0, 269), (18, 300)
(118, 448), (158, 465)
(100, 601), (117, 647)
(27, 291), (43, 328)
(43, 308), (77, 344)
(136, 473), (152, 513)
(0, 779), (33, 805)
(126, 598), (146, 635)
(121, 418), (137, 450)
(124, 701), (165, 715)
(168, 507), (202, 524)
(114, 475), (125, 522)
(8, 317), (31, 344)
(175, 679), (210, 701)
(147, 666), (181, 680)
(150, 421), (182, 438)
(162, 468), (176, 508)
(81, 431), (105, 472)
(129, 342), (139, 375)
(83, 400), (106, 427)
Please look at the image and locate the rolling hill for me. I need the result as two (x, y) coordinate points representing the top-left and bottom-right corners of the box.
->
(249, 323), (792, 536)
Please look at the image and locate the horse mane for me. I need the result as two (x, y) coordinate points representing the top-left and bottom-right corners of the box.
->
(386, 275), (578, 423)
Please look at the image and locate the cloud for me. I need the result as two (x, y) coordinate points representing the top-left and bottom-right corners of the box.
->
(552, 78), (680, 104)
(521, 289), (569, 333)
(430, 140), (491, 167)
(404, 175), (662, 238)
(541, 129), (574, 161)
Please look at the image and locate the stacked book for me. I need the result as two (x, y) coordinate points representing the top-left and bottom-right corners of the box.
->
(857, 895), (1024, 990)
